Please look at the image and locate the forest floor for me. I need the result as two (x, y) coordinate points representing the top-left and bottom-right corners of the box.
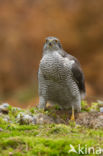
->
(0, 101), (103, 156)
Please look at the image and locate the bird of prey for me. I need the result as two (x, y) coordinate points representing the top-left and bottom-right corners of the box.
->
(38, 36), (86, 120)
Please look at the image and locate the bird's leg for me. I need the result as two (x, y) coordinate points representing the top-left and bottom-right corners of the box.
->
(38, 96), (47, 110)
(70, 106), (75, 121)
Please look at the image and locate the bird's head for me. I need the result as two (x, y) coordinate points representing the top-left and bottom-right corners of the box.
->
(43, 36), (62, 52)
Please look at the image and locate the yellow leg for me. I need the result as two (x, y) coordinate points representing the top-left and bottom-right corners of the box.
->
(70, 106), (75, 121)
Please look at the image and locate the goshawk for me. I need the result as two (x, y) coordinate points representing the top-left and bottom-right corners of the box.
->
(38, 37), (86, 120)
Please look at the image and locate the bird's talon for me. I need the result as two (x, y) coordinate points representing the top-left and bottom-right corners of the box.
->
(70, 106), (75, 121)
(70, 114), (75, 121)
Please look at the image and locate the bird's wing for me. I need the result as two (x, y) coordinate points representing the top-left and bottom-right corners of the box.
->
(63, 51), (86, 99)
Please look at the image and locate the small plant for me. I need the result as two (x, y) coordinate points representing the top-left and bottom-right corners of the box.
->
(81, 100), (89, 112)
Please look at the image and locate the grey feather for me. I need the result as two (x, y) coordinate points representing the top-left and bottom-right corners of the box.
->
(38, 37), (86, 111)
(61, 51), (86, 99)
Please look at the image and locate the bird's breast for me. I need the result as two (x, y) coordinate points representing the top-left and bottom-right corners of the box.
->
(40, 52), (67, 80)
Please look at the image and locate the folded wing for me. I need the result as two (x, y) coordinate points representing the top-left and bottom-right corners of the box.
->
(63, 52), (86, 99)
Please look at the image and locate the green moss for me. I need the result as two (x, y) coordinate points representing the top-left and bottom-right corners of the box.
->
(81, 100), (90, 112)
(81, 100), (100, 112)
(0, 122), (103, 155)
(0, 133), (102, 156)
(90, 102), (99, 111)
(0, 117), (7, 124)
(47, 124), (70, 135)
(0, 103), (103, 155)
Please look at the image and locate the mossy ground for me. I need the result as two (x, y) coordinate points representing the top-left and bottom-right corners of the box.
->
(0, 101), (103, 156)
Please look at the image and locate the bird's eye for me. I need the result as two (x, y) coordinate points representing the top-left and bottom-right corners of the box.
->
(45, 39), (48, 43)
(55, 40), (58, 43)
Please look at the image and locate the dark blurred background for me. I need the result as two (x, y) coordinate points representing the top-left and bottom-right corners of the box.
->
(0, 0), (103, 108)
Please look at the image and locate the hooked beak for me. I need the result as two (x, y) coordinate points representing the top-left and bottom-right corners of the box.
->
(49, 42), (52, 46)
(48, 40), (53, 47)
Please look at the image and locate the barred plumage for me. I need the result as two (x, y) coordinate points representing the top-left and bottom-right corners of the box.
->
(38, 37), (86, 113)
